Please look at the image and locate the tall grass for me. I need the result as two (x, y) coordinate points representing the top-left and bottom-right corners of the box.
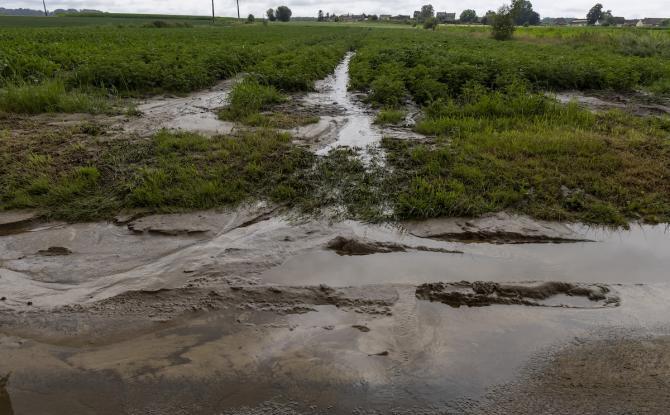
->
(219, 79), (285, 120)
(0, 80), (110, 114)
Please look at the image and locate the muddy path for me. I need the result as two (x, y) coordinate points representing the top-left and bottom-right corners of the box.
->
(1, 206), (670, 413)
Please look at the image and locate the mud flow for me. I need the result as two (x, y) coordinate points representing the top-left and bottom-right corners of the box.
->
(120, 77), (238, 136)
(2, 206), (670, 414)
(552, 91), (670, 116)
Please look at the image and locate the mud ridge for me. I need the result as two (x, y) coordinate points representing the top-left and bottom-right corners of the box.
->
(405, 213), (592, 244)
(416, 281), (620, 308)
(326, 236), (462, 256)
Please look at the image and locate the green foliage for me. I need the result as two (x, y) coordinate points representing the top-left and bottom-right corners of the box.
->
(220, 79), (285, 119)
(491, 6), (516, 40)
(459, 10), (478, 23)
(587, 4), (603, 25)
(423, 17), (437, 30)
(374, 108), (406, 125)
(275, 6), (292, 22)
(0, 79), (109, 114)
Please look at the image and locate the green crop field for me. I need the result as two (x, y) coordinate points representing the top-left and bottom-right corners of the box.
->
(1, 19), (669, 225)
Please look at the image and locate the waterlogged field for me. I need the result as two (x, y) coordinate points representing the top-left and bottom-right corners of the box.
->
(0, 22), (669, 224)
(3, 20), (670, 415)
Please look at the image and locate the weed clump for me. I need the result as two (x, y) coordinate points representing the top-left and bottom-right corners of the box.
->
(219, 79), (285, 120)
(374, 109), (406, 125)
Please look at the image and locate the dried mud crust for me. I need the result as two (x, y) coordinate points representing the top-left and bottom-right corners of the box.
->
(416, 281), (620, 308)
(325, 236), (462, 256)
(479, 335), (670, 415)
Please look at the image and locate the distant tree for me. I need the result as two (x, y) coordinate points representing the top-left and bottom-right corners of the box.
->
(481, 10), (496, 25)
(423, 16), (438, 30)
(599, 9), (614, 25)
(662, 19), (670, 28)
(266, 8), (276, 21)
(586, 3), (603, 25)
(419, 4), (434, 23)
(369, 14), (379, 21)
(275, 6), (292, 22)
(247, 14), (255, 23)
(326, 12), (330, 20)
(491, 5), (515, 40)
(510, 0), (539, 25)
(460, 9), (478, 23)
(318, 10), (324, 21)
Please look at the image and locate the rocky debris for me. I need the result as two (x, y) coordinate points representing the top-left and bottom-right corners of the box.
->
(0, 210), (38, 235)
(404, 213), (591, 244)
(416, 281), (619, 308)
(36, 246), (72, 256)
(326, 236), (462, 256)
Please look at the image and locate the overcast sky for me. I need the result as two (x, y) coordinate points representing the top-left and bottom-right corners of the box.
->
(4, 0), (668, 20)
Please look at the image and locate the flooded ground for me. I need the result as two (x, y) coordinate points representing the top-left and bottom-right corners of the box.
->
(120, 78), (239, 137)
(1, 207), (670, 414)
(552, 91), (670, 116)
(2, 56), (670, 415)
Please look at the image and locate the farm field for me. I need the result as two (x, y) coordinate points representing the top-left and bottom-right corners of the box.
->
(1, 18), (670, 415)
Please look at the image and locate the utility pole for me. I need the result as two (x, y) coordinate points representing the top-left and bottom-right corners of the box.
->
(42, 0), (48, 16)
(211, 0), (215, 22)
(236, 0), (240, 19)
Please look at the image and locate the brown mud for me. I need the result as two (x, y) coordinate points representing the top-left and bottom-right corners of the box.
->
(416, 281), (619, 308)
(325, 236), (462, 256)
(553, 90), (670, 116)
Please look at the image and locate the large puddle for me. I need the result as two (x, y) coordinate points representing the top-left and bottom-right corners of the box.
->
(263, 223), (670, 286)
(1, 209), (670, 414)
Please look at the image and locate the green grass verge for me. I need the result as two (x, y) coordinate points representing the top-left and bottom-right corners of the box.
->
(374, 108), (406, 125)
(0, 80), (111, 114)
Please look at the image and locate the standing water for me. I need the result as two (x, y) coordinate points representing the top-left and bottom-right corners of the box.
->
(310, 52), (384, 155)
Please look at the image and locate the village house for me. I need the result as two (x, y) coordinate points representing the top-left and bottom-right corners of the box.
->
(636, 18), (670, 27)
(379, 14), (391, 21)
(569, 19), (588, 26)
(391, 15), (411, 22)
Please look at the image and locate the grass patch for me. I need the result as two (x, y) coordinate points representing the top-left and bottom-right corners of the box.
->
(0, 80), (111, 114)
(240, 112), (319, 129)
(374, 108), (406, 125)
(385, 90), (670, 225)
(218, 79), (286, 120)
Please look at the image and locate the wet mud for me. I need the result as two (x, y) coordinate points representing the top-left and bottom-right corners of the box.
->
(404, 212), (592, 244)
(1, 208), (670, 413)
(416, 281), (619, 308)
(325, 236), (462, 256)
(120, 77), (239, 137)
(553, 91), (670, 116)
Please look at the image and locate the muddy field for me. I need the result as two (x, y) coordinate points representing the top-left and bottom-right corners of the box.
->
(2, 46), (670, 414)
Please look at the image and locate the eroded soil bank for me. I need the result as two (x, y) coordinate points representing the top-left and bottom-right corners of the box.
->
(1, 208), (670, 414)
